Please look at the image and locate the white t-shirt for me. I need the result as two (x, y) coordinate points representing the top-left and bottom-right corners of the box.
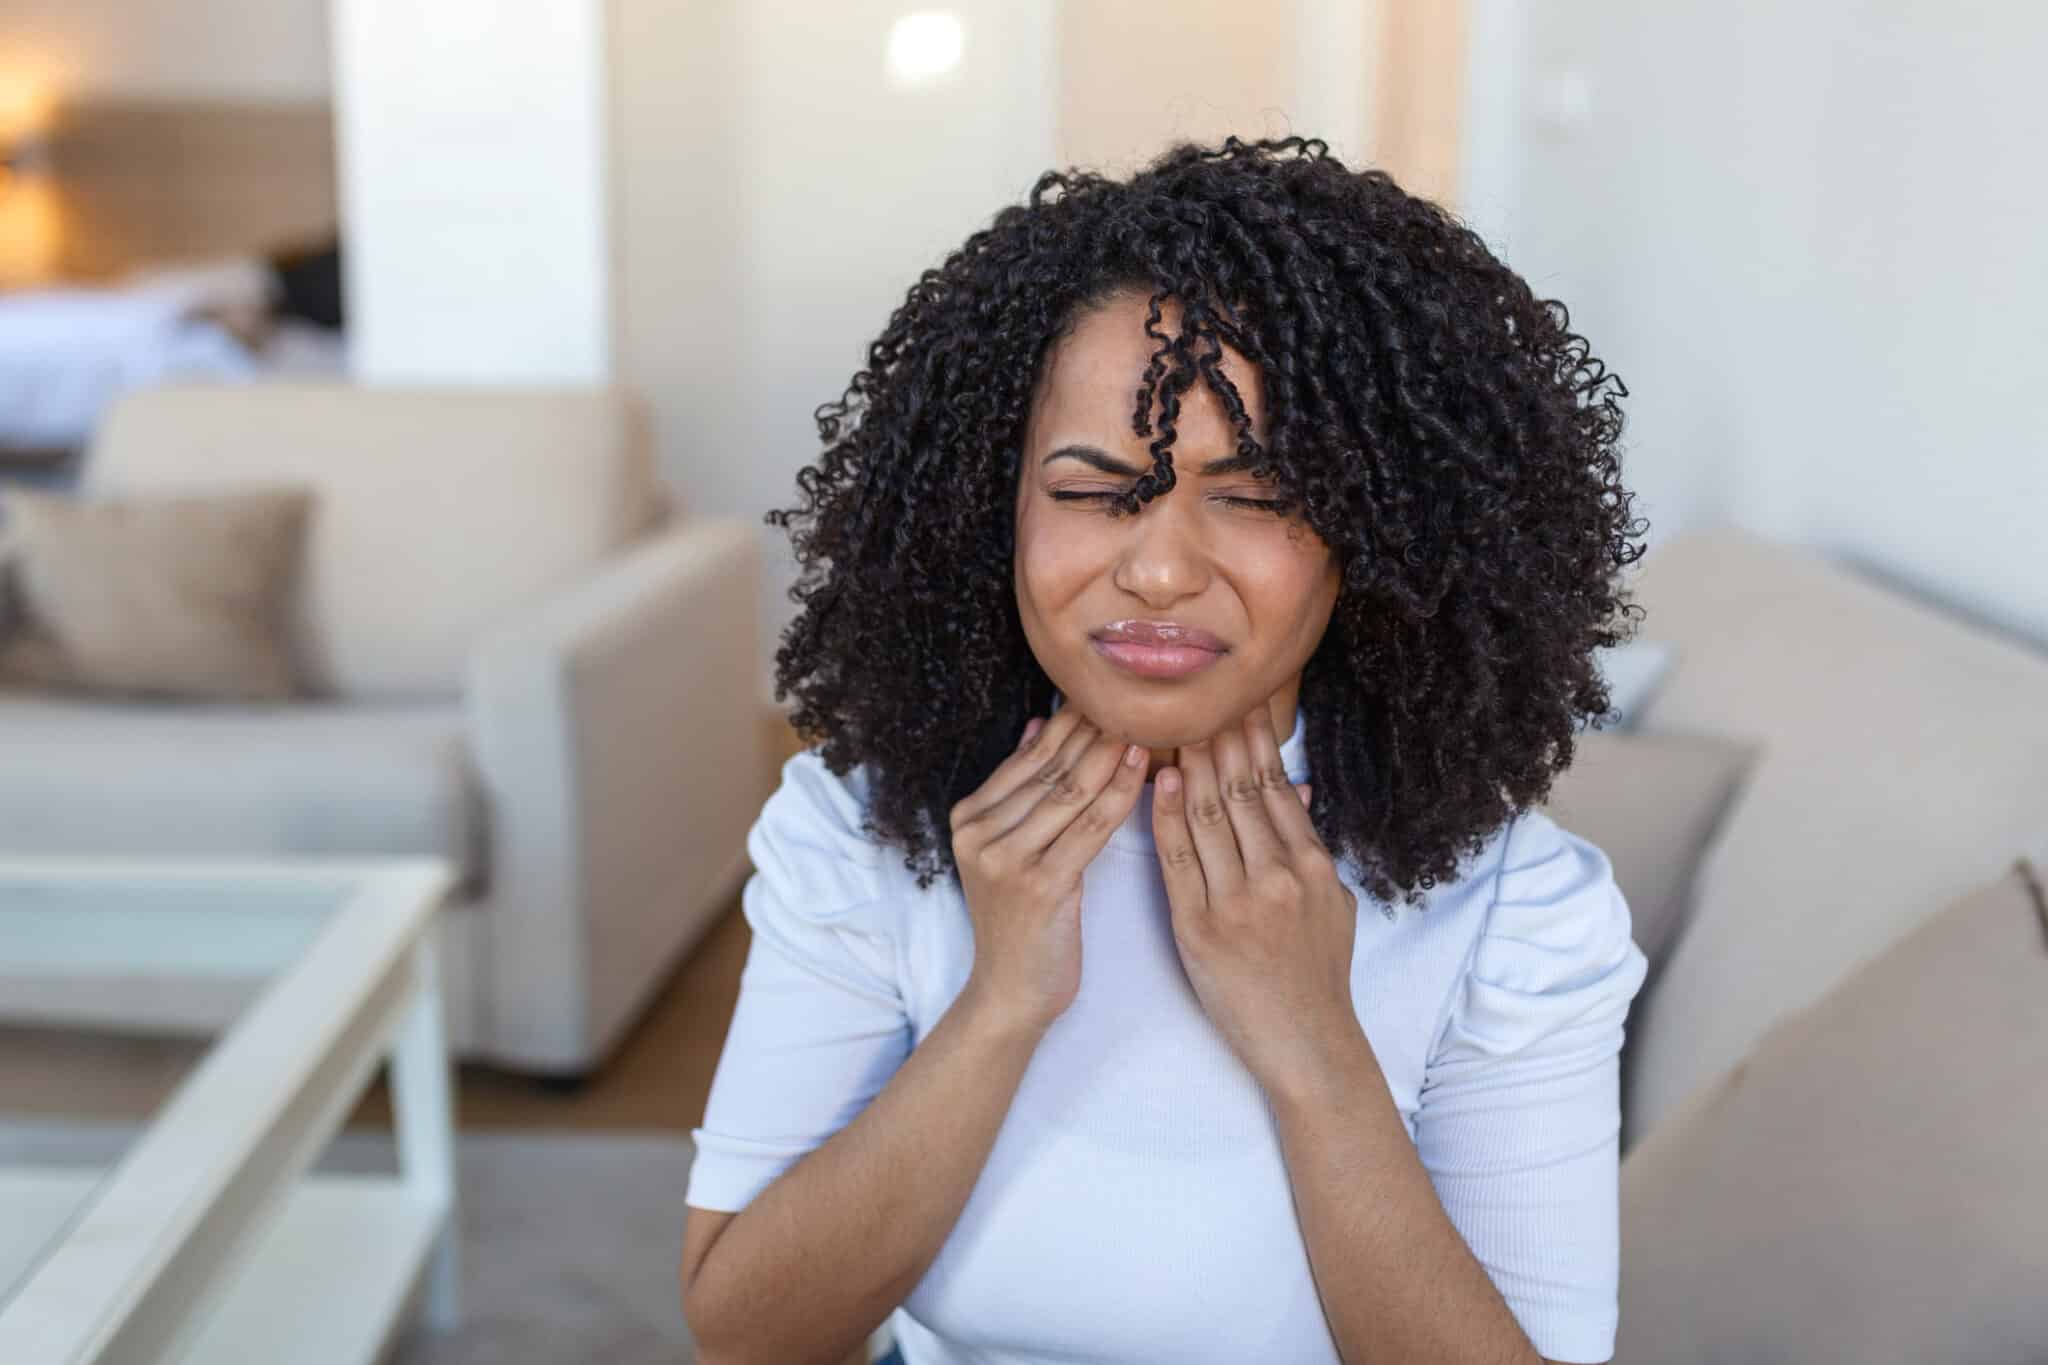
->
(686, 699), (1650, 1364)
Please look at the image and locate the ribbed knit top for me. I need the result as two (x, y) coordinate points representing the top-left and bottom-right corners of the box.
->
(686, 699), (1649, 1363)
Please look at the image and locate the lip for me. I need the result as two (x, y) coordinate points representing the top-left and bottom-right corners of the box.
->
(1089, 620), (1228, 679)
(1092, 638), (1226, 678)
(1091, 619), (1229, 651)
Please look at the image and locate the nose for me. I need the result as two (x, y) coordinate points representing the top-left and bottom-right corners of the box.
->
(1111, 488), (1213, 606)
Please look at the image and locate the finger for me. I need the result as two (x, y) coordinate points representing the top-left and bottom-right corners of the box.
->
(1174, 735), (1245, 897)
(1039, 735), (1149, 880)
(958, 708), (1096, 835)
(1211, 709), (1289, 874)
(1242, 705), (1321, 857)
(1150, 765), (1209, 915)
(981, 712), (1103, 840)
(993, 725), (1138, 856)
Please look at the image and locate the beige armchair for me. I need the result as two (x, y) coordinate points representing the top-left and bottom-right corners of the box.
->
(0, 381), (769, 1079)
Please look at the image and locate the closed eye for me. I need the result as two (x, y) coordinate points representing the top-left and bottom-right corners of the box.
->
(1049, 490), (1296, 513)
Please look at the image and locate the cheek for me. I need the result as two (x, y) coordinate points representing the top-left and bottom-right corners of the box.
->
(1243, 543), (1338, 632)
(1013, 514), (1103, 606)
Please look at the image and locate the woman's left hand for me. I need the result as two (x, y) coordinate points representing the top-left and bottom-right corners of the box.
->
(1154, 704), (1363, 1096)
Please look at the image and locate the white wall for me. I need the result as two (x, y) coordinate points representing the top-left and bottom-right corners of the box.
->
(611, 0), (1060, 704)
(1463, 0), (2048, 649)
(0, 0), (330, 98)
(330, 0), (611, 384)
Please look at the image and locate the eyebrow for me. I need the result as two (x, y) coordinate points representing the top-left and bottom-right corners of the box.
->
(1041, 443), (1262, 478)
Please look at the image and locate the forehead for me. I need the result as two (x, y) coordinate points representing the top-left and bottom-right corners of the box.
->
(1030, 291), (1266, 443)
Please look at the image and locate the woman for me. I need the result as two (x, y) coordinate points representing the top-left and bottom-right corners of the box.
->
(680, 135), (1650, 1365)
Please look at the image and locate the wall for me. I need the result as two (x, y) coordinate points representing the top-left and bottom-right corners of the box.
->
(0, 0), (329, 99)
(610, 0), (1061, 703)
(1058, 2), (1300, 174)
(1462, 0), (2048, 649)
(0, 0), (331, 284)
(330, 0), (612, 384)
(1056, 0), (1421, 190)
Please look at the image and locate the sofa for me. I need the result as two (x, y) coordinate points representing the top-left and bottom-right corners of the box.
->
(1540, 525), (2048, 1361)
(0, 382), (772, 1079)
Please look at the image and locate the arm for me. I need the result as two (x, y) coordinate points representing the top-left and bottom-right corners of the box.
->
(683, 983), (1046, 1365)
(1266, 1019), (1588, 1364)
(1268, 811), (1644, 1365)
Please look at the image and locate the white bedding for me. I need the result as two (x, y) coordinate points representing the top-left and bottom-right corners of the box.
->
(0, 261), (346, 452)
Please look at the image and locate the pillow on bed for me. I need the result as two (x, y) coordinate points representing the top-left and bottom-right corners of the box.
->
(0, 484), (314, 703)
(269, 238), (344, 330)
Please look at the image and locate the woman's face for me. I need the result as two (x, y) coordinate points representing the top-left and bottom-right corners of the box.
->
(1014, 290), (1341, 779)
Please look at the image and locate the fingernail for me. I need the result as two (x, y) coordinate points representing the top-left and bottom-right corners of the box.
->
(1019, 717), (1043, 748)
(1124, 742), (1145, 768)
(1297, 784), (1311, 806)
(1160, 768), (1181, 794)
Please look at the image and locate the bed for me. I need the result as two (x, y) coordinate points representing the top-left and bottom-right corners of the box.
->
(0, 98), (345, 480)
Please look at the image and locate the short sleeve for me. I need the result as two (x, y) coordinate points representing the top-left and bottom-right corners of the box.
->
(1415, 809), (1651, 1364)
(684, 749), (914, 1214)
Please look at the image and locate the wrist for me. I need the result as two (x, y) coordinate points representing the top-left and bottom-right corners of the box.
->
(1262, 1011), (1374, 1117)
(955, 979), (1055, 1053)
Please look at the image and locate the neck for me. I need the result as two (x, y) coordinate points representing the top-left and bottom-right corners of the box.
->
(1142, 689), (1301, 783)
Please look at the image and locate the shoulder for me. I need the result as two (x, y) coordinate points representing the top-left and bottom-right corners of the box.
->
(746, 747), (896, 933)
(1430, 808), (1651, 1063)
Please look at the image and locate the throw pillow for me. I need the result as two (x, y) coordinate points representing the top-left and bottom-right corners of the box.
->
(0, 484), (314, 703)
(1614, 856), (2048, 1364)
(1538, 728), (1760, 978)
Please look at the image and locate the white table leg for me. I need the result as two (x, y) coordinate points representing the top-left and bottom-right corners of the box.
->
(391, 930), (461, 1331)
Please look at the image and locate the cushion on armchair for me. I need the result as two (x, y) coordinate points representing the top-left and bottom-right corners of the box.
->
(0, 484), (312, 703)
(1615, 855), (2048, 1363)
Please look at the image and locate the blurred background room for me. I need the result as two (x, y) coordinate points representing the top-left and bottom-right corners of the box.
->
(0, 2), (2042, 1363)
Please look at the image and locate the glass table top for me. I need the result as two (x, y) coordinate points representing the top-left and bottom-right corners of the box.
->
(0, 860), (420, 1318)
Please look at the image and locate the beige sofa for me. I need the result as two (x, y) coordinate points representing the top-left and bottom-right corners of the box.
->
(1548, 525), (2048, 1360)
(0, 382), (771, 1079)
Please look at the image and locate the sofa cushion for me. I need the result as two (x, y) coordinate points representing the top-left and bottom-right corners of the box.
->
(1617, 525), (2048, 1147)
(81, 383), (665, 700)
(0, 693), (486, 888)
(0, 484), (312, 703)
(1592, 638), (1678, 728)
(1536, 727), (1759, 987)
(1615, 855), (2048, 1364)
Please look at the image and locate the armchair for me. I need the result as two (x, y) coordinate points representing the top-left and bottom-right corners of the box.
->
(0, 381), (769, 1078)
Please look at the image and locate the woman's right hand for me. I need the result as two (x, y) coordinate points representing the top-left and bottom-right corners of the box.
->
(949, 705), (1149, 1036)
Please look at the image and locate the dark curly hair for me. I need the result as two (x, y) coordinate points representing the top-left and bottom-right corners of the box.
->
(766, 134), (1648, 910)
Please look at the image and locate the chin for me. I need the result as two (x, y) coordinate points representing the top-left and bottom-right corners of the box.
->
(1061, 681), (1228, 749)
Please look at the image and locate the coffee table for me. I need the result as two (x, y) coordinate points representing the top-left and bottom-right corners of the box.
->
(0, 856), (461, 1364)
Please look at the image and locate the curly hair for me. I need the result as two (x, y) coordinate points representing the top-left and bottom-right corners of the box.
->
(766, 134), (1648, 910)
